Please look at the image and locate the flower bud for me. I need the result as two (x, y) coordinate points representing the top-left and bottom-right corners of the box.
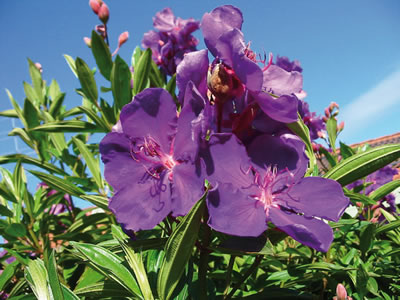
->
(34, 62), (43, 73)
(83, 37), (92, 48)
(325, 108), (330, 118)
(98, 2), (109, 24)
(95, 24), (106, 38)
(337, 121), (345, 132)
(118, 31), (129, 47)
(89, 0), (102, 14)
(335, 283), (348, 300)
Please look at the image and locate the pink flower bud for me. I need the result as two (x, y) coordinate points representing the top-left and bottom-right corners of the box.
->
(89, 0), (102, 14)
(325, 108), (330, 118)
(312, 142), (320, 152)
(34, 62), (43, 73)
(95, 24), (106, 38)
(337, 121), (345, 131)
(322, 116), (328, 123)
(118, 31), (129, 47)
(83, 37), (92, 48)
(98, 2), (109, 24)
(335, 283), (347, 300)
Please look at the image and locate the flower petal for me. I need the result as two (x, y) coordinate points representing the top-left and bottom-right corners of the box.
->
(263, 65), (303, 96)
(120, 88), (177, 154)
(255, 91), (298, 123)
(269, 207), (333, 252)
(277, 177), (349, 222)
(109, 171), (172, 232)
(207, 183), (267, 237)
(201, 5), (243, 57)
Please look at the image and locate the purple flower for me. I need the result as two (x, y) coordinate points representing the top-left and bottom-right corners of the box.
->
(100, 88), (205, 231)
(206, 133), (349, 252)
(142, 8), (199, 75)
(298, 100), (326, 141)
(275, 55), (303, 73)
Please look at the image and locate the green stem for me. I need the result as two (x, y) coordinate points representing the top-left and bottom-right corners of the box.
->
(225, 255), (263, 300)
(223, 255), (236, 297)
(198, 210), (211, 300)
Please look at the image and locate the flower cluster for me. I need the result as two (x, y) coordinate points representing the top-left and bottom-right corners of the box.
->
(142, 8), (200, 75)
(100, 5), (349, 252)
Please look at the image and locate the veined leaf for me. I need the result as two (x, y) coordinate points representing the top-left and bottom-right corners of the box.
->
(6, 89), (28, 128)
(76, 57), (98, 104)
(70, 242), (142, 298)
(27, 58), (44, 104)
(46, 250), (64, 300)
(0, 108), (19, 118)
(111, 55), (132, 110)
(49, 92), (66, 117)
(25, 259), (51, 300)
(74, 281), (132, 298)
(133, 48), (151, 95)
(31, 120), (104, 133)
(29, 170), (85, 196)
(49, 79), (62, 101)
(157, 196), (205, 300)
(149, 59), (165, 87)
(79, 194), (109, 210)
(63, 54), (78, 78)
(340, 141), (355, 159)
(0, 154), (66, 175)
(326, 116), (337, 150)
(8, 128), (34, 149)
(77, 106), (111, 132)
(72, 137), (104, 190)
(91, 30), (113, 80)
(324, 144), (400, 186)
(369, 180), (400, 201)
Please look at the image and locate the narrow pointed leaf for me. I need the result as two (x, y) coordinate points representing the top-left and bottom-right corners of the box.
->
(369, 180), (400, 201)
(6, 89), (27, 128)
(72, 137), (104, 190)
(29, 170), (85, 196)
(49, 92), (66, 117)
(63, 54), (78, 78)
(76, 57), (98, 104)
(79, 194), (109, 210)
(326, 117), (337, 150)
(157, 196), (206, 300)
(91, 30), (113, 80)
(324, 144), (400, 186)
(133, 48), (151, 95)
(8, 128), (34, 148)
(70, 242), (142, 298)
(111, 55), (132, 110)
(31, 120), (104, 133)
(0, 154), (66, 175)
(77, 106), (111, 131)
(340, 141), (355, 159)
(46, 250), (64, 300)
(27, 58), (44, 103)
(25, 259), (51, 300)
(0, 109), (18, 118)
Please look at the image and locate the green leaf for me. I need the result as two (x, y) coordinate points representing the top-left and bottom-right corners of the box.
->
(8, 128), (34, 149)
(0, 203), (13, 217)
(100, 98), (116, 125)
(133, 48), (152, 95)
(75, 57), (98, 104)
(49, 92), (66, 117)
(79, 195), (109, 210)
(23, 98), (40, 130)
(63, 54), (78, 78)
(343, 188), (376, 205)
(74, 281), (133, 298)
(23, 82), (39, 105)
(111, 55), (132, 110)
(149, 59), (165, 87)
(6, 89), (28, 128)
(157, 196), (206, 300)
(375, 219), (400, 235)
(5, 223), (27, 238)
(369, 180), (400, 201)
(60, 285), (80, 300)
(49, 79), (61, 100)
(72, 137), (104, 190)
(326, 117), (337, 150)
(70, 242), (142, 298)
(27, 58), (44, 104)
(77, 106), (111, 132)
(91, 30), (113, 80)
(46, 250), (64, 300)
(25, 259), (51, 300)
(0, 261), (18, 291)
(29, 170), (85, 196)
(31, 120), (104, 133)
(287, 114), (317, 176)
(131, 46), (143, 67)
(359, 223), (375, 257)
(318, 146), (336, 168)
(324, 144), (400, 186)
(112, 225), (154, 300)
(340, 141), (355, 159)
(0, 108), (19, 118)
(0, 154), (66, 175)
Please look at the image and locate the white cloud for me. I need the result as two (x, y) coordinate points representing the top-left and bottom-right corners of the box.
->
(340, 70), (400, 141)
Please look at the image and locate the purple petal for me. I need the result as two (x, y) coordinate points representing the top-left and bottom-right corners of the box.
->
(255, 91), (298, 123)
(247, 133), (308, 184)
(201, 5), (243, 57)
(173, 82), (206, 159)
(216, 29), (263, 92)
(208, 133), (253, 188)
(120, 88), (177, 155)
(153, 8), (176, 32)
(207, 183), (267, 236)
(269, 207), (333, 252)
(171, 162), (204, 216)
(177, 49), (209, 103)
(277, 177), (350, 222)
(109, 171), (172, 232)
(100, 132), (145, 190)
(263, 65), (303, 96)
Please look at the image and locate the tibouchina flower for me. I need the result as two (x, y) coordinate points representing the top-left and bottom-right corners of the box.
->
(206, 133), (349, 252)
(100, 88), (205, 231)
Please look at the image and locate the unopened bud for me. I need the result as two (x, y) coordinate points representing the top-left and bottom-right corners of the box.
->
(325, 108), (330, 118)
(89, 0), (102, 14)
(95, 24), (106, 38)
(312, 142), (320, 152)
(335, 283), (347, 300)
(317, 131), (326, 139)
(337, 121), (345, 132)
(98, 2), (109, 24)
(118, 31), (129, 47)
(34, 62), (43, 73)
(322, 116), (328, 123)
(83, 37), (92, 48)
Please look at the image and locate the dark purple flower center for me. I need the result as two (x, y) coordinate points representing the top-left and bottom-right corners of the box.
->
(130, 136), (178, 180)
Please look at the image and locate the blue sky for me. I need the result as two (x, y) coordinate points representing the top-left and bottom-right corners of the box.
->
(1, 0), (400, 159)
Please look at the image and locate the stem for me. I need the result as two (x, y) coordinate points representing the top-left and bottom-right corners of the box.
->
(225, 255), (263, 300)
(198, 209), (211, 300)
(223, 255), (236, 297)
